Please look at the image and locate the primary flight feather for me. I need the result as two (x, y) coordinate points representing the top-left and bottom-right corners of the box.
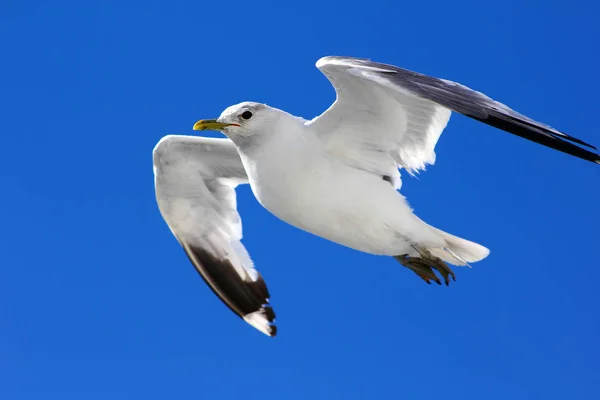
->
(152, 56), (599, 337)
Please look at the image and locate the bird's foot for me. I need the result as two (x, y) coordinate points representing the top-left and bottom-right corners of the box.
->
(394, 252), (456, 286)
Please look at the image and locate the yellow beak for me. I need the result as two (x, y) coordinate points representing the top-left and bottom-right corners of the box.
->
(193, 119), (239, 131)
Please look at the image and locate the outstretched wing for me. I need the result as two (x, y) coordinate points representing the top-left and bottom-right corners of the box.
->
(153, 135), (276, 337)
(308, 56), (599, 181)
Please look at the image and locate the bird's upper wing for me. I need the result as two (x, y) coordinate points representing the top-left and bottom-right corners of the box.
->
(153, 135), (276, 337)
(308, 56), (599, 183)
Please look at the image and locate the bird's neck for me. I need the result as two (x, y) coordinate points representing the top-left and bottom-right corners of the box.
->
(236, 118), (321, 210)
(237, 114), (309, 159)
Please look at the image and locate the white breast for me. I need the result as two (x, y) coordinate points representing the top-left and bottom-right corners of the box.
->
(242, 133), (327, 222)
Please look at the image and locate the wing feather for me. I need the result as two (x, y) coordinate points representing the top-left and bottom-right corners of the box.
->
(153, 135), (276, 336)
(309, 56), (599, 177)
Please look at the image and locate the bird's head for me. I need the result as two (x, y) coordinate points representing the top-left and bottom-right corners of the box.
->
(193, 102), (286, 146)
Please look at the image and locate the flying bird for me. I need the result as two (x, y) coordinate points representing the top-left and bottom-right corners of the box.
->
(152, 56), (599, 337)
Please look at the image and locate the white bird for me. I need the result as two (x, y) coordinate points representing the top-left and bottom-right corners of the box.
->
(153, 56), (599, 337)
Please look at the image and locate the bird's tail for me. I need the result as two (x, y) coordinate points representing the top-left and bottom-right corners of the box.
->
(427, 228), (490, 266)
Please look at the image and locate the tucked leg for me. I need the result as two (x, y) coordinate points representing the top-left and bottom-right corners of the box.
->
(394, 249), (456, 286)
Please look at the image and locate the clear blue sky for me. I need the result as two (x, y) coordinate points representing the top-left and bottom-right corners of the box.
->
(2, 1), (599, 399)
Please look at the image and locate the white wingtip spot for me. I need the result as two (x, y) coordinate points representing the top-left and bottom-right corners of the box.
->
(244, 310), (276, 337)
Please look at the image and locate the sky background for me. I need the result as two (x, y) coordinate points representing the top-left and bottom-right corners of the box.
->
(2, 0), (600, 399)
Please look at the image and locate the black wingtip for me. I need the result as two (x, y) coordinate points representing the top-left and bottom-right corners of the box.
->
(473, 114), (600, 165)
(263, 305), (276, 322)
(179, 240), (277, 336)
(558, 132), (598, 151)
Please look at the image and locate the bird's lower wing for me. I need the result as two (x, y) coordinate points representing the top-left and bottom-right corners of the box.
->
(153, 135), (276, 337)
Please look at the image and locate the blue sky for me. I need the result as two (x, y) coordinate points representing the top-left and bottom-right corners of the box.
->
(2, 0), (599, 399)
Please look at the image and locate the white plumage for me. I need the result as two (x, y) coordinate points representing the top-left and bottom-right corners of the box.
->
(153, 56), (599, 337)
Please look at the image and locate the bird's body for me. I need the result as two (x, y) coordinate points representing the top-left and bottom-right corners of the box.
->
(237, 111), (452, 257)
(153, 56), (599, 336)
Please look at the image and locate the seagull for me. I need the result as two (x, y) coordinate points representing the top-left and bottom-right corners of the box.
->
(153, 56), (599, 337)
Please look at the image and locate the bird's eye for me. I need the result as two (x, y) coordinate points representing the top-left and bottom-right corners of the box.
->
(241, 111), (253, 120)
